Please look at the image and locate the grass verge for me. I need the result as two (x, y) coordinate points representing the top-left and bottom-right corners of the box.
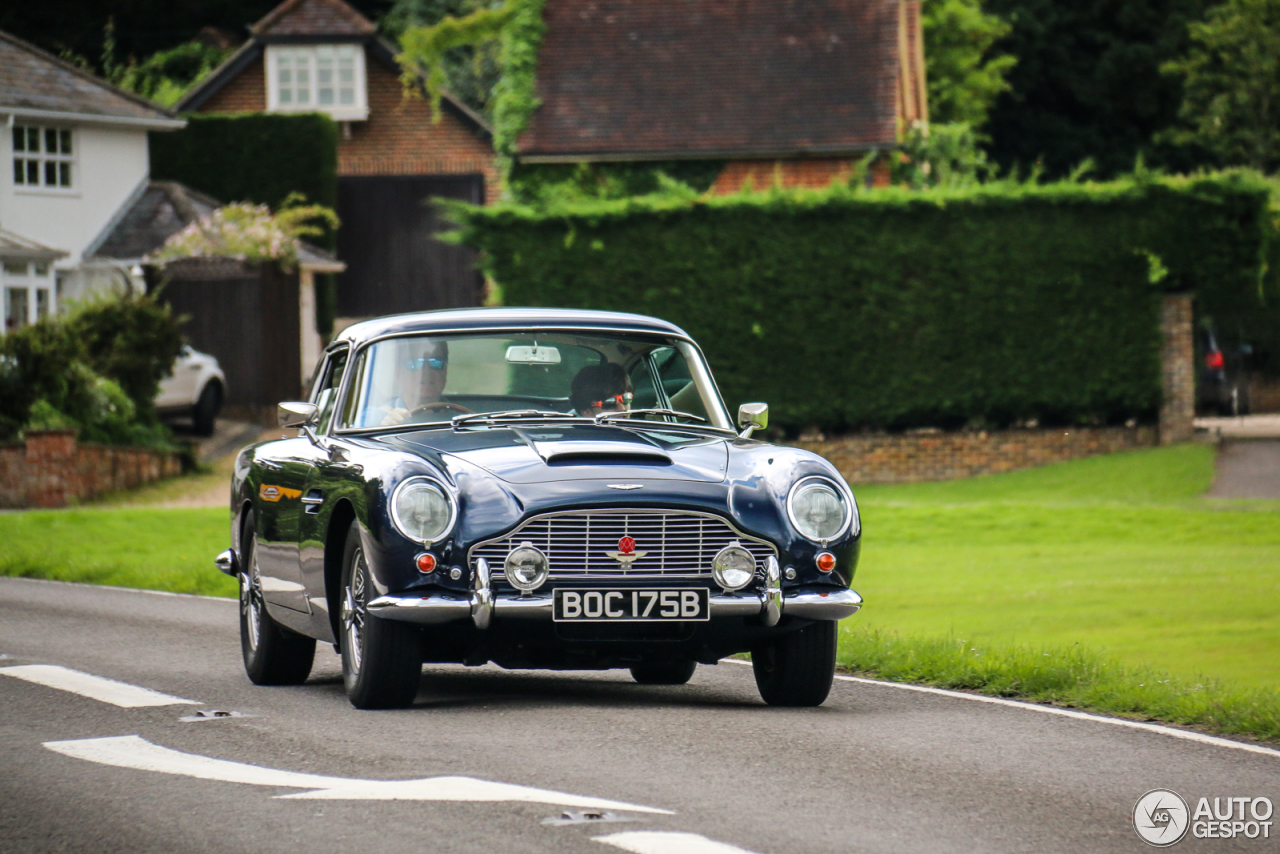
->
(0, 507), (237, 598)
(837, 626), (1280, 744)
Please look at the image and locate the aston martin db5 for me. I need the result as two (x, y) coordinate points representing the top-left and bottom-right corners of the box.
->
(216, 308), (862, 708)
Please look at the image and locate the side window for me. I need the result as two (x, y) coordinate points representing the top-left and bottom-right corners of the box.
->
(312, 348), (349, 433)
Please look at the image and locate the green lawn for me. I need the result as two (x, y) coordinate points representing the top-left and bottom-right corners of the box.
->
(846, 444), (1280, 689)
(0, 507), (236, 598)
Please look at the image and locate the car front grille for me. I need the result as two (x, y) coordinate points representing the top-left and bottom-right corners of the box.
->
(469, 509), (776, 585)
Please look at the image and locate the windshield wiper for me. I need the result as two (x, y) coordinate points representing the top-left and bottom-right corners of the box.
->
(451, 409), (574, 427)
(594, 408), (707, 425)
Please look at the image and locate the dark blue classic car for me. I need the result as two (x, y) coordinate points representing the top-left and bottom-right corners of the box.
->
(216, 308), (862, 708)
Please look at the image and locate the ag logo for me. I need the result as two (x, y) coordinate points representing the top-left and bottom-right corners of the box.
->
(604, 536), (648, 565)
(1134, 789), (1190, 847)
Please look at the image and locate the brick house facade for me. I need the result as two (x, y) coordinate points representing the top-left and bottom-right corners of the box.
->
(517, 0), (926, 192)
(178, 0), (498, 320)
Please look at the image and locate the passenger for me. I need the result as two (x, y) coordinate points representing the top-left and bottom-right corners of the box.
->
(570, 363), (633, 417)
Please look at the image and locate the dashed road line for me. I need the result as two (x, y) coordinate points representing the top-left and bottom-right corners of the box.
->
(0, 665), (197, 707)
(595, 831), (760, 854)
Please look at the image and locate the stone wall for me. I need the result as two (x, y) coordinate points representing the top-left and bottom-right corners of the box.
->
(793, 425), (1158, 485)
(1160, 293), (1196, 443)
(0, 431), (187, 509)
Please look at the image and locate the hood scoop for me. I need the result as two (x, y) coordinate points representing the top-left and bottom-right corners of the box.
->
(531, 439), (672, 466)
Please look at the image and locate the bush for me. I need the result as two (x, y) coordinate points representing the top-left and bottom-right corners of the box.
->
(450, 171), (1277, 433)
(0, 292), (184, 446)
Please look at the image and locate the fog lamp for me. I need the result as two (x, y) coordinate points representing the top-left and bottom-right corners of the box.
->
(816, 552), (836, 573)
(712, 543), (756, 592)
(416, 553), (437, 573)
(505, 542), (549, 592)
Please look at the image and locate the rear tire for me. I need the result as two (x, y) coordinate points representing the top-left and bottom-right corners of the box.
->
(340, 520), (421, 709)
(752, 620), (837, 707)
(629, 659), (696, 685)
(193, 381), (221, 437)
(240, 511), (315, 685)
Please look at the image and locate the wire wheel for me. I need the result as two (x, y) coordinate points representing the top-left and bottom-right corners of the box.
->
(343, 547), (369, 676)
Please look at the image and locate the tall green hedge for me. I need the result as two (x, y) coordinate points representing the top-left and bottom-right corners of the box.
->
(450, 172), (1276, 433)
(149, 113), (340, 335)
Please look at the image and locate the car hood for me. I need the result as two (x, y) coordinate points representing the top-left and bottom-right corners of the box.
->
(385, 423), (728, 484)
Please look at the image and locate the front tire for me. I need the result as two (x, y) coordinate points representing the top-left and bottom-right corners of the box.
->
(340, 521), (421, 709)
(751, 620), (838, 707)
(240, 511), (315, 685)
(629, 660), (697, 685)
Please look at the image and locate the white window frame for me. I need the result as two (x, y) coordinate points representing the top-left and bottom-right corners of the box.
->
(11, 125), (76, 194)
(2, 260), (56, 334)
(266, 44), (369, 121)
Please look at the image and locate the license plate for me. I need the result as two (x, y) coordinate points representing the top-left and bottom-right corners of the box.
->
(553, 589), (710, 622)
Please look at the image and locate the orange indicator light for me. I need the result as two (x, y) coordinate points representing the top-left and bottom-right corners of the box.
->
(816, 552), (836, 573)
(416, 553), (437, 573)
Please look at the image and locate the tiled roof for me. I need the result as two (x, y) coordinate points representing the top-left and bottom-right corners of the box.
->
(518, 0), (901, 160)
(251, 0), (376, 38)
(0, 228), (68, 261)
(89, 181), (343, 272)
(0, 30), (178, 124)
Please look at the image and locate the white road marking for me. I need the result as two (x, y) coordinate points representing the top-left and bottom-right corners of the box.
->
(44, 736), (673, 813)
(1, 665), (197, 707)
(724, 660), (1280, 760)
(595, 831), (760, 854)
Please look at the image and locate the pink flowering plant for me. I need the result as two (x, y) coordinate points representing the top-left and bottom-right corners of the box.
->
(149, 193), (338, 270)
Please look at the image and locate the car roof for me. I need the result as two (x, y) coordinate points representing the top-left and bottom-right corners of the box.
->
(332, 307), (691, 347)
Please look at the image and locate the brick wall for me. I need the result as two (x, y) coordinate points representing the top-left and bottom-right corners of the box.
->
(711, 157), (891, 194)
(0, 432), (186, 509)
(196, 49), (500, 196)
(792, 425), (1158, 485)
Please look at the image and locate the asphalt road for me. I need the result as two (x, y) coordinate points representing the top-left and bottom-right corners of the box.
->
(1, 577), (1277, 854)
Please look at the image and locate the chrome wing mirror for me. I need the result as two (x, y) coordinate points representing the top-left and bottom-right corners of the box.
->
(277, 401), (319, 429)
(737, 402), (768, 439)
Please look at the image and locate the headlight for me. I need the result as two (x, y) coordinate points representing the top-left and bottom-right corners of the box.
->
(787, 477), (855, 543)
(390, 477), (456, 544)
(712, 543), (756, 591)
(505, 542), (550, 591)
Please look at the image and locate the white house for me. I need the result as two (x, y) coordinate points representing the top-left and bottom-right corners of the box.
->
(0, 29), (185, 333)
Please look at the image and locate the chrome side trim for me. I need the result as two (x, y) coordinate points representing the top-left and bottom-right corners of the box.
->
(471, 558), (493, 630)
(215, 549), (239, 577)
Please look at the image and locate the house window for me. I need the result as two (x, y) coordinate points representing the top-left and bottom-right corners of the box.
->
(2, 261), (55, 333)
(13, 126), (74, 189)
(267, 45), (368, 121)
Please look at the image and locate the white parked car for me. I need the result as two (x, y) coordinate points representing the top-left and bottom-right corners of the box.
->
(156, 345), (225, 436)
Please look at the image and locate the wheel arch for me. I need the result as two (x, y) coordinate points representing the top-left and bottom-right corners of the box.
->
(324, 499), (358, 647)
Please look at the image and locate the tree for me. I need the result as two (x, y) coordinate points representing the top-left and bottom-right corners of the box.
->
(1161, 0), (1280, 171)
(384, 0), (507, 116)
(922, 0), (1017, 128)
(982, 0), (1220, 179)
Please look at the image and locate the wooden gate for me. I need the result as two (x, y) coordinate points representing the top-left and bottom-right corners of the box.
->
(154, 260), (301, 412)
(335, 174), (484, 318)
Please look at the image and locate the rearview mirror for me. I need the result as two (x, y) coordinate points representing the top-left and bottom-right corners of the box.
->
(278, 401), (318, 428)
(738, 402), (768, 437)
(506, 345), (561, 365)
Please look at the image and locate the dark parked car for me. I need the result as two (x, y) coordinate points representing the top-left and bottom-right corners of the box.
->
(216, 309), (862, 709)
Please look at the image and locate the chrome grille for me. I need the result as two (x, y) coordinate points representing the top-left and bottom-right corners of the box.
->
(470, 509), (776, 584)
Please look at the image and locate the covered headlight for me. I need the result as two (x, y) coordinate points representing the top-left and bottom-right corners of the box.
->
(787, 477), (855, 543)
(505, 542), (549, 591)
(390, 477), (456, 544)
(712, 543), (756, 592)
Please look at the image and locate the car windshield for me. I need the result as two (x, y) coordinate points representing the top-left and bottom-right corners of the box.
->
(337, 332), (733, 431)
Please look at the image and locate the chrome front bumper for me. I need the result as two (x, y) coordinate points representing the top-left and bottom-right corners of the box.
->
(367, 556), (863, 628)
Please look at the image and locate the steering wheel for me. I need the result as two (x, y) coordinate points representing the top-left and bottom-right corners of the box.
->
(410, 401), (473, 417)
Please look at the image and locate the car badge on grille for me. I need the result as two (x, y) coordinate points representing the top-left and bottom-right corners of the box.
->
(605, 536), (647, 565)
(607, 484), (644, 490)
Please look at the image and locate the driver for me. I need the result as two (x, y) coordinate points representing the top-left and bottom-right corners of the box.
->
(377, 340), (449, 426)
(570, 362), (633, 417)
